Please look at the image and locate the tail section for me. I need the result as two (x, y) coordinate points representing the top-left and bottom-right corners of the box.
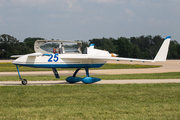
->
(153, 36), (171, 62)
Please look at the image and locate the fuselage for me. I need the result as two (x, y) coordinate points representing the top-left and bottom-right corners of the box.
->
(12, 53), (107, 68)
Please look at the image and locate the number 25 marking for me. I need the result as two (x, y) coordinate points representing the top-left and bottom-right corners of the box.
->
(48, 54), (59, 62)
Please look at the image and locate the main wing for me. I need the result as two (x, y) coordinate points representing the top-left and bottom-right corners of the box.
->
(60, 55), (153, 62)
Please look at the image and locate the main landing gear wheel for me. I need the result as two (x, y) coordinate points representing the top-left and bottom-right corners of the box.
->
(22, 79), (27, 85)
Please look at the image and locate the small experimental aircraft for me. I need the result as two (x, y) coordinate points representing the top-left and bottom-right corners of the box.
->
(11, 36), (171, 85)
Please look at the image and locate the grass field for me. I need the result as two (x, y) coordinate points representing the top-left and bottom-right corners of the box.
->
(0, 72), (180, 81)
(0, 84), (180, 119)
(0, 63), (161, 72)
(1, 62), (179, 119)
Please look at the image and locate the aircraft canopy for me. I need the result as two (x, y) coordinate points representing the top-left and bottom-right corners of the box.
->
(34, 40), (82, 54)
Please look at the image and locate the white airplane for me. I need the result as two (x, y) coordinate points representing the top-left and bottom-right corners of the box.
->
(11, 36), (171, 85)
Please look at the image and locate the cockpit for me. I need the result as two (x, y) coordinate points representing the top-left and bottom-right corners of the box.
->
(34, 40), (82, 54)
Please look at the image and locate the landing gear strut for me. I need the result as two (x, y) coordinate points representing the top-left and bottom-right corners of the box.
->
(16, 65), (27, 85)
(82, 68), (101, 84)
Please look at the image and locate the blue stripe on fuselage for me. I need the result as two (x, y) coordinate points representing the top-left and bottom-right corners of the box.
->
(13, 63), (105, 68)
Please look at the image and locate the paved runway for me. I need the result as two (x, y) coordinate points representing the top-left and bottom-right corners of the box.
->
(0, 60), (180, 86)
(0, 79), (180, 86)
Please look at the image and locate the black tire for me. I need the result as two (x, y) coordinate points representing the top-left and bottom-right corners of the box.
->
(22, 79), (27, 85)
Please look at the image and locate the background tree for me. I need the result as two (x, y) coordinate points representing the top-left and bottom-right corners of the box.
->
(89, 37), (116, 53)
(0, 34), (180, 59)
(24, 37), (45, 52)
(113, 37), (132, 57)
(0, 34), (20, 59)
(168, 40), (180, 59)
(81, 41), (89, 53)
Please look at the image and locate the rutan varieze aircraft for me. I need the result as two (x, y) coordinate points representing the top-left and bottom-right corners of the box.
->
(11, 36), (171, 85)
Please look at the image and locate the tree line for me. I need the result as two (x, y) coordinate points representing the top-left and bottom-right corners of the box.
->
(0, 34), (180, 59)
(89, 36), (180, 59)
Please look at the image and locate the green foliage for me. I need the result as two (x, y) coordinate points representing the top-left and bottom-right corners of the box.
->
(81, 40), (89, 53)
(168, 40), (180, 59)
(0, 34), (180, 59)
(0, 34), (32, 59)
(0, 72), (180, 81)
(0, 84), (180, 119)
(89, 37), (116, 53)
(24, 37), (45, 52)
(89, 35), (180, 59)
(115, 37), (133, 57)
(0, 34), (44, 59)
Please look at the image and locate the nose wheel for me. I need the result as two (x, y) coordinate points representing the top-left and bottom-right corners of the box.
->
(16, 65), (28, 85)
(22, 79), (27, 85)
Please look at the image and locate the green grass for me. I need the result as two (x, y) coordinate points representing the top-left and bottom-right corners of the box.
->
(0, 72), (180, 81)
(0, 63), (161, 72)
(0, 84), (180, 119)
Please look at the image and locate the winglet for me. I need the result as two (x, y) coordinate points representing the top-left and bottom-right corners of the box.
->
(153, 36), (171, 62)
